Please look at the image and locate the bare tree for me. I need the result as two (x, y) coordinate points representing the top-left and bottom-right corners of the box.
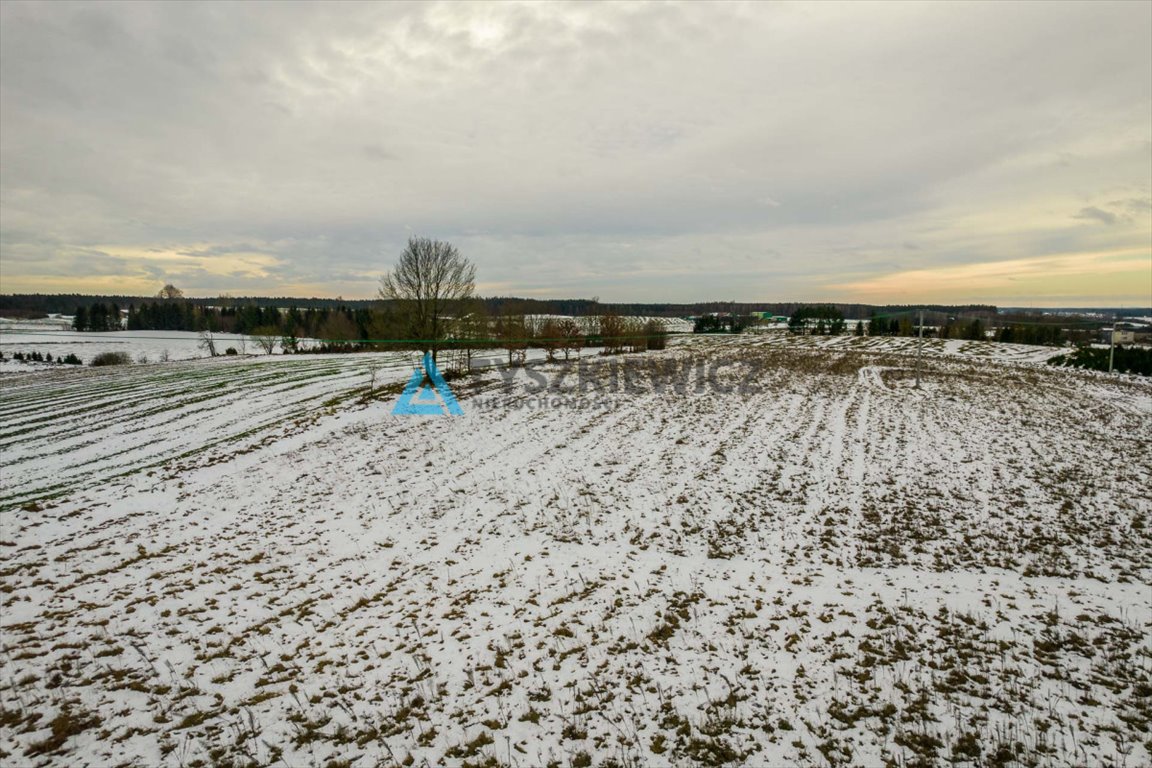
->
(251, 326), (279, 354)
(497, 305), (528, 366)
(624, 318), (647, 353)
(157, 284), (184, 299)
(644, 319), (668, 350)
(451, 299), (490, 373)
(599, 312), (626, 355)
(539, 317), (562, 362)
(379, 237), (475, 362)
(558, 318), (583, 360)
(320, 311), (359, 344)
(198, 330), (218, 357)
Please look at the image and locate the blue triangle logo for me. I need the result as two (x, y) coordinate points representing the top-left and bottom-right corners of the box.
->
(392, 352), (464, 416)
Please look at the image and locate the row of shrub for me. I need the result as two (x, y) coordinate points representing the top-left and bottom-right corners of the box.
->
(2, 351), (83, 365)
(79, 300), (376, 341)
(0, 350), (160, 367)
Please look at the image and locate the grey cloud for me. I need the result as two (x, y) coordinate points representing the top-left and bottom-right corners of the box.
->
(1, 1), (1150, 301)
(177, 243), (273, 258)
(1073, 206), (1119, 225)
(1116, 198), (1152, 212)
(362, 144), (394, 162)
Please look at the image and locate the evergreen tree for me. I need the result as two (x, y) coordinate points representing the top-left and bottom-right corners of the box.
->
(89, 303), (107, 332)
(694, 315), (726, 333)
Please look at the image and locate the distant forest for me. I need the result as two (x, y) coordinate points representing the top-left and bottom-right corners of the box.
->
(0, 293), (999, 321)
(3, 292), (1127, 359)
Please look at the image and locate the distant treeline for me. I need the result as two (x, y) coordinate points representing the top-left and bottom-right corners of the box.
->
(871, 313), (1093, 344)
(124, 301), (377, 339)
(868, 308), (1106, 344)
(771, 305), (1103, 346)
(2, 293), (1002, 320)
(69, 299), (377, 340)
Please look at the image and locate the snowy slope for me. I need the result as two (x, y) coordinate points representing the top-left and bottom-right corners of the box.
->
(680, 330), (1070, 364)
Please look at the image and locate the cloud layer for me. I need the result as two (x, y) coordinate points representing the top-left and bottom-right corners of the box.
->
(2, 1), (1149, 304)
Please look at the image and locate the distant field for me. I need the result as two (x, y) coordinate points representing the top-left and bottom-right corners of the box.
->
(0, 326), (268, 365)
(1, 336), (1149, 767)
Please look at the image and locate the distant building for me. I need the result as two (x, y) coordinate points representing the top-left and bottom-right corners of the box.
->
(1103, 328), (1135, 344)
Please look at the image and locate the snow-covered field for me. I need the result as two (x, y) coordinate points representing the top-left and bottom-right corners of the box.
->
(1, 336), (1150, 767)
(0, 328), (275, 367)
(694, 329), (1070, 364)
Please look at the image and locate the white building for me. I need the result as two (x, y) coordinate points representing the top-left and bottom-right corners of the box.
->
(1103, 328), (1135, 344)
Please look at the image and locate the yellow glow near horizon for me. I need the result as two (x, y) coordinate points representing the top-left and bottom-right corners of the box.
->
(0, 274), (163, 296)
(826, 248), (1152, 305)
(0, 245), (290, 296)
(93, 245), (283, 271)
(2, 244), (1148, 306)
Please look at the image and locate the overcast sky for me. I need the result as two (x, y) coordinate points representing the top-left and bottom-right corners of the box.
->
(1, 1), (1149, 305)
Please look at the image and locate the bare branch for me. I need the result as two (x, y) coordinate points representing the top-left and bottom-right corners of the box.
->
(379, 237), (476, 360)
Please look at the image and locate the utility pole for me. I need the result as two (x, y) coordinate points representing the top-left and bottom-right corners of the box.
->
(915, 309), (924, 388)
(1108, 322), (1115, 373)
